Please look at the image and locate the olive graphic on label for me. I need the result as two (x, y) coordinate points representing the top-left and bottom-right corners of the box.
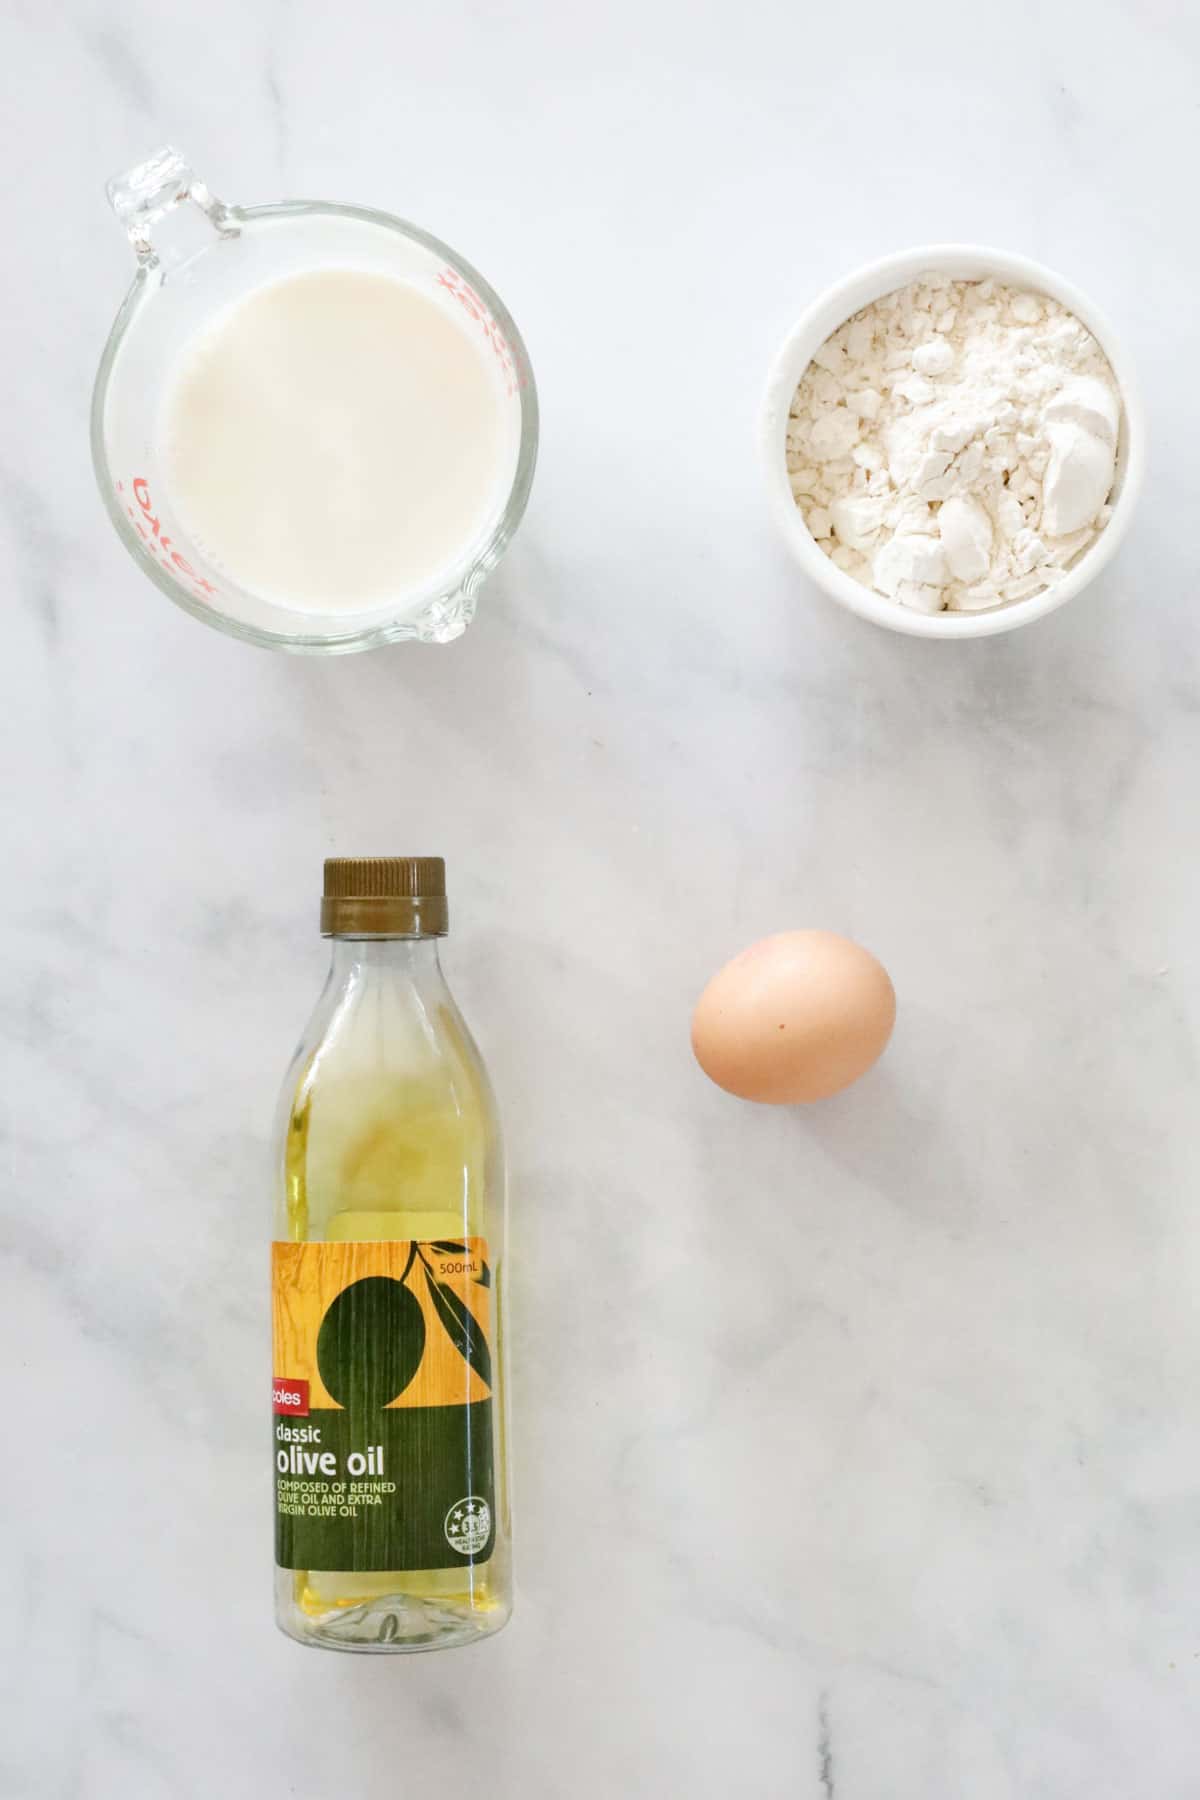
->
(317, 1276), (426, 1410)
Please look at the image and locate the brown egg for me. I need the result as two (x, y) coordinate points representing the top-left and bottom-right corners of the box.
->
(691, 930), (895, 1103)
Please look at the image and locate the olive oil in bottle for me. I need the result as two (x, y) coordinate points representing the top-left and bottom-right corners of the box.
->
(271, 857), (510, 1652)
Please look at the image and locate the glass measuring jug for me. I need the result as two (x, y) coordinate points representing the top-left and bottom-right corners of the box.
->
(91, 147), (538, 653)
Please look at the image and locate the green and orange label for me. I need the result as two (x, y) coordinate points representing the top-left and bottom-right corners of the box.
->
(271, 1238), (496, 1573)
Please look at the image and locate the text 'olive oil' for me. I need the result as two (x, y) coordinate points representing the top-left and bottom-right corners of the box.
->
(272, 857), (510, 1652)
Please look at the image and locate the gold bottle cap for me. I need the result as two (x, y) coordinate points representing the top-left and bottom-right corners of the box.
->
(321, 856), (449, 937)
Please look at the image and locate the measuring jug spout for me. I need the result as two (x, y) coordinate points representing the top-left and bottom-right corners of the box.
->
(106, 144), (239, 270)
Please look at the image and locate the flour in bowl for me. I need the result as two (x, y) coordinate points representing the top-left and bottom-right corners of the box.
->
(787, 275), (1121, 614)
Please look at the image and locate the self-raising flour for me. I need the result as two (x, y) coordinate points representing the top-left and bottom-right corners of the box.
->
(787, 275), (1121, 614)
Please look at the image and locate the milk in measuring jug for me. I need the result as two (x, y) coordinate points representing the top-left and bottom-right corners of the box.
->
(162, 270), (510, 612)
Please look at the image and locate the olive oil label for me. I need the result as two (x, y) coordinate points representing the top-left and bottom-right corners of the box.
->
(272, 1238), (495, 1572)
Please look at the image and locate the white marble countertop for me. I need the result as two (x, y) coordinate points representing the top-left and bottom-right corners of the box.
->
(7, 2), (1200, 1794)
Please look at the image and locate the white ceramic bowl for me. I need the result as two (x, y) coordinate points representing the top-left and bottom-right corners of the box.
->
(761, 245), (1145, 639)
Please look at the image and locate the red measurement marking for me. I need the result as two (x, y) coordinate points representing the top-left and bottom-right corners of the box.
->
(437, 267), (519, 396)
(122, 476), (218, 598)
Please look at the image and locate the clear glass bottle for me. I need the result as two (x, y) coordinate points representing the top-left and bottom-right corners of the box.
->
(271, 857), (510, 1652)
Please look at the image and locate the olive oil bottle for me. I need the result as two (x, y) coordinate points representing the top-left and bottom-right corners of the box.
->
(272, 857), (510, 1652)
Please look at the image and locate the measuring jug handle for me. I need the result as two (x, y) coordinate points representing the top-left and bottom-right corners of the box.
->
(106, 144), (238, 269)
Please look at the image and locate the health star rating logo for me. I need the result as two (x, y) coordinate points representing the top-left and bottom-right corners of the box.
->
(444, 1496), (491, 1556)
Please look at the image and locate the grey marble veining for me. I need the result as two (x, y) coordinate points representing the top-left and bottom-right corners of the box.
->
(5, 1), (1200, 1794)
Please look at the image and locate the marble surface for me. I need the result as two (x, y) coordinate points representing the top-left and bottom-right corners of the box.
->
(5, 1), (1200, 1794)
